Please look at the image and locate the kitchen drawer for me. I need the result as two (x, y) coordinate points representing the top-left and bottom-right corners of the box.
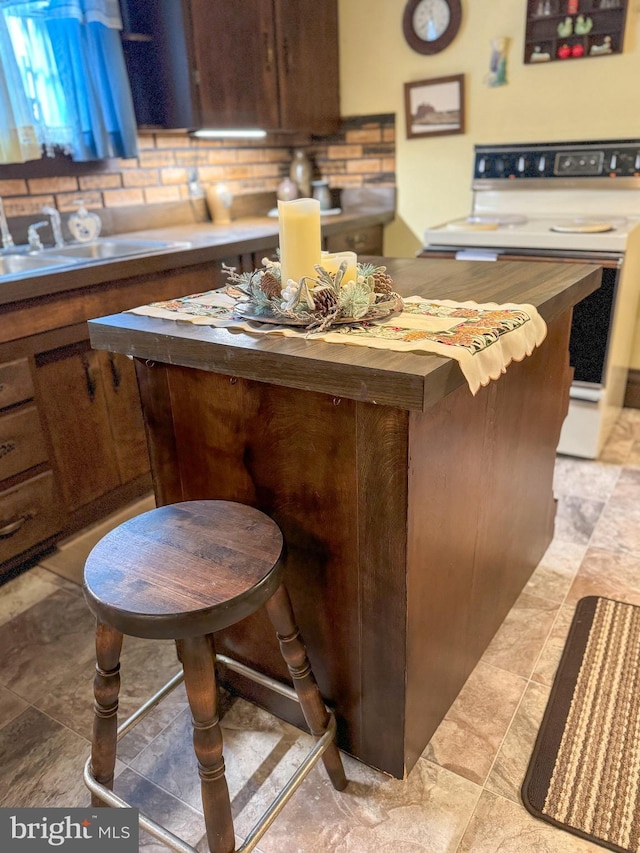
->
(0, 405), (48, 480)
(0, 471), (61, 564)
(0, 358), (34, 410)
(325, 224), (383, 255)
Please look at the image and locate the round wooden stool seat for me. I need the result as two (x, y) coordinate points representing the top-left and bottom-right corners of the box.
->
(83, 500), (285, 639)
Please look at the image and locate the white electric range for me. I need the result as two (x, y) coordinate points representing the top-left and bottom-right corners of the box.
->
(422, 139), (640, 459)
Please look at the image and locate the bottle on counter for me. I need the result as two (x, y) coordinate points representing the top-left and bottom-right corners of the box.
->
(290, 148), (312, 198)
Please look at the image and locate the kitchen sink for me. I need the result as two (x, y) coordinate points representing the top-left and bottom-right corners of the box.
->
(40, 238), (189, 260)
(0, 238), (191, 282)
(0, 254), (72, 276)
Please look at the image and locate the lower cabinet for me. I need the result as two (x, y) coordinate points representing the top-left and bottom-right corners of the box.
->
(324, 224), (384, 256)
(0, 356), (62, 570)
(0, 472), (60, 565)
(34, 342), (149, 514)
(0, 327), (155, 578)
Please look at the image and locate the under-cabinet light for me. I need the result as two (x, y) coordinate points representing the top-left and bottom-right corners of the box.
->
(191, 129), (267, 139)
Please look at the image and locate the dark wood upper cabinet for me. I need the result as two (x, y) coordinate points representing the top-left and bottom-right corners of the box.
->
(120, 0), (340, 134)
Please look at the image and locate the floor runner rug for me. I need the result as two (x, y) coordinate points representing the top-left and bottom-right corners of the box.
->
(522, 596), (640, 852)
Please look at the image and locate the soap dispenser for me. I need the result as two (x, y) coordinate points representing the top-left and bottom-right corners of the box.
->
(68, 199), (102, 243)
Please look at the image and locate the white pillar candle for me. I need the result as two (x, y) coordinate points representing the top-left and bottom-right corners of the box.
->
(278, 198), (322, 288)
(320, 251), (358, 286)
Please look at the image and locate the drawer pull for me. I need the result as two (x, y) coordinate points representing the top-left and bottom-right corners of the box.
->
(81, 353), (96, 402)
(108, 352), (121, 389)
(0, 515), (30, 538)
(0, 440), (16, 459)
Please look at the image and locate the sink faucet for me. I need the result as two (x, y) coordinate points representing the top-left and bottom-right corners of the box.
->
(41, 205), (64, 248)
(0, 197), (14, 250)
(27, 221), (49, 252)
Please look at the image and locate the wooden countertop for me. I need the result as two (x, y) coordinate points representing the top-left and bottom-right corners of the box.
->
(88, 256), (600, 412)
(0, 206), (394, 308)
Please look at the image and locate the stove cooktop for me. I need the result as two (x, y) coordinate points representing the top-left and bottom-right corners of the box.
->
(424, 215), (640, 254)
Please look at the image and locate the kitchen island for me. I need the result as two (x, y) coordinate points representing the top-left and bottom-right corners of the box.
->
(88, 256), (600, 779)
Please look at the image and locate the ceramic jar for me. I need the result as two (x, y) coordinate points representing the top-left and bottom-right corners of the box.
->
(290, 148), (312, 197)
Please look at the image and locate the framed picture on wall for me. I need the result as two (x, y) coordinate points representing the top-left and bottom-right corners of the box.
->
(404, 74), (465, 139)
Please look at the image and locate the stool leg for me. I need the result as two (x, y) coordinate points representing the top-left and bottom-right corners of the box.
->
(265, 584), (347, 791)
(177, 634), (235, 853)
(91, 621), (123, 808)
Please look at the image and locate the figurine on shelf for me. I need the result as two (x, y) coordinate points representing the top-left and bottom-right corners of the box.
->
(530, 45), (551, 61)
(590, 35), (613, 54)
(567, 0), (578, 13)
(557, 16), (573, 37)
(571, 43), (585, 57)
(557, 42), (572, 58)
(486, 37), (509, 87)
(574, 14), (593, 34)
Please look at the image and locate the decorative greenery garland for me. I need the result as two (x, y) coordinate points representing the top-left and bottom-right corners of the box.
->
(223, 256), (402, 331)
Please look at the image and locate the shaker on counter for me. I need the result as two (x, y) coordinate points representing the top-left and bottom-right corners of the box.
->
(206, 182), (233, 224)
(311, 180), (332, 211)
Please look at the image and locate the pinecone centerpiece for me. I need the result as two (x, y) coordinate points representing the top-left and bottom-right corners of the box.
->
(223, 255), (402, 331)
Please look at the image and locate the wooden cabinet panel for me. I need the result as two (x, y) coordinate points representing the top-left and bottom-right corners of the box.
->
(0, 472), (60, 564)
(35, 343), (121, 513)
(0, 359), (34, 410)
(0, 406), (48, 481)
(274, 0), (339, 133)
(188, 0), (279, 129)
(98, 352), (149, 484)
(325, 224), (384, 255)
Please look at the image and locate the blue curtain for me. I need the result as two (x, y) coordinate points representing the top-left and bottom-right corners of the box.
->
(0, 0), (138, 163)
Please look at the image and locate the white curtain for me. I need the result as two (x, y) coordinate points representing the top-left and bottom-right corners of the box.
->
(0, 0), (138, 164)
(0, 11), (40, 163)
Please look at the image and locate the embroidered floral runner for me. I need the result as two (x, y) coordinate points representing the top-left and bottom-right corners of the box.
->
(128, 289), (547, 396)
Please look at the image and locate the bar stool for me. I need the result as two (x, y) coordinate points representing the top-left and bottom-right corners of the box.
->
(82, 500), (347, 853)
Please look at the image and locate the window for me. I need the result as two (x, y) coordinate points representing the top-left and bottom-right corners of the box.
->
(0, 0), (138, 164)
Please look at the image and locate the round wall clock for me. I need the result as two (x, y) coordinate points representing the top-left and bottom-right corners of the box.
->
(403, 0), (462, 55)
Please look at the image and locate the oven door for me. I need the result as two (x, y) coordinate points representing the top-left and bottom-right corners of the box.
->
(496, 251), (622, 389)
(420, 246), (622, 390)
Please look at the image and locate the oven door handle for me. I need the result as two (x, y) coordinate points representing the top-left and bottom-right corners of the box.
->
(570, 385), (603, 403)
(454, 250), (499, 262)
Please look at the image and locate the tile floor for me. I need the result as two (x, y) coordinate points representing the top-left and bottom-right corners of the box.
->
(3, 410), (640, 852)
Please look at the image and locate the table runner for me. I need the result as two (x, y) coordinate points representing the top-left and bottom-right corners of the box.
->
(128, 289), (547, 396)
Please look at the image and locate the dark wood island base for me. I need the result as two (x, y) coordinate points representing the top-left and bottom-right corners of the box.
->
(88, 257), (600, 778)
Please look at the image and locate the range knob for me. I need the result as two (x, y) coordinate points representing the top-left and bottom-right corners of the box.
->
(494, 157), (505, 175)
(517, 156), (526, 173)
(478, 157), (486, 174)
(610, 153), (618, 170)
(538, 155), (546, 172)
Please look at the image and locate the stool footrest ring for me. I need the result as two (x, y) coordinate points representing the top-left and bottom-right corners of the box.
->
(84, 655), (340, 853)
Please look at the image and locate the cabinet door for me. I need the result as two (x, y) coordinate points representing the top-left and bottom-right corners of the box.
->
(325, 224), (384, 256)
(188, 0), (279, 128)
(274, 0), (339, 133)
(35, 343), (121, 513)
(98, 352), (150, 485)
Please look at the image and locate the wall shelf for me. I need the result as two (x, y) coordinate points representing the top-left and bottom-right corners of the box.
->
(524, 0), (628, 64)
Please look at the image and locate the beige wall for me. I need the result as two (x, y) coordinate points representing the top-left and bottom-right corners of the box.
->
(339, 0), (640, 257)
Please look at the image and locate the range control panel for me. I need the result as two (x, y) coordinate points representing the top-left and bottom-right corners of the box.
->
(473, 140), (640, 181)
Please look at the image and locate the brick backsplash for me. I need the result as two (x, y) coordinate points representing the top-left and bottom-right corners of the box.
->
(0, 115), (395, 219)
